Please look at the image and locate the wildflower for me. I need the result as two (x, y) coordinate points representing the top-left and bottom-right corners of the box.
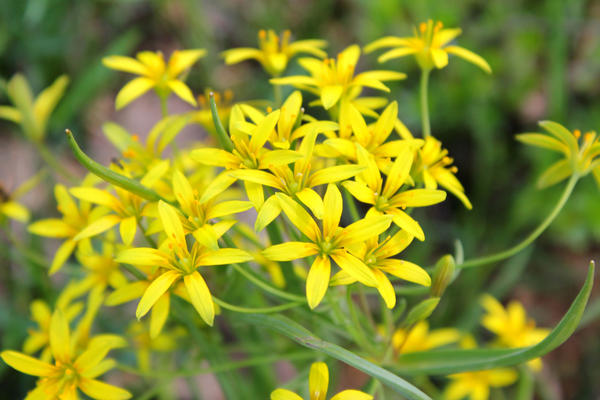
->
(0, 74), (69, 141)
(222, 29), (327, 76)
(331, 230), (431, 308)
(171, 169), (252, 248)
(231, 129), (364, 227)
(516, 121), (600, 188)
(28, 183), (109, 274)
(0, 181), (31, 223)
(1, 310), (131, 400)
(343, 144), (446, 240)
(445, 369), (517, 400)
(115, 201), (253, 326)
(414, 136), (472, 209)
(191, 105), (303, 207)
(262, 184), (392, 309)
(322, 101), (423, 170)
(365, 20), (491, 73)
(480, 295), (549, 370)
(392, 321), (460, 354)
(271, 44), (405, 110)
(103, 49), (205, 109)
(271, 361), (372, 400)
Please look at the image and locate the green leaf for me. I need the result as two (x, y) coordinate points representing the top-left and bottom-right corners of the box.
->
(391, 262), (594, 376)
(237, 314), (431, 400)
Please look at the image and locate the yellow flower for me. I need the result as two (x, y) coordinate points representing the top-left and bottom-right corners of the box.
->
(480, 294), (549, 370)
(1, 310), (131, 400)
(103, 49), (205, 109)
(28, 183), (109, 274)
(321, 102), (421, 168)
(222, 29), (327, 77)
(171, 169), (252, 249)
(445, 369), (517, 400)
(262, 184), (391, 309)
(0, 74), (69, 141)
(271, 44), (406, 110)
(331, 230), (431, 308)
(516, 121), (600, 188)
(191, 105), (303, 208)
(365, 20), (491, 73)
(344, 144), (446, 240)
(230, 129), (364, 228)
(392, 321), (460, 355)
(415, 136), (472, 209)
(0, 182), (30, 223)
(271, 361), (372, 400)
(115, 201), (253, 326)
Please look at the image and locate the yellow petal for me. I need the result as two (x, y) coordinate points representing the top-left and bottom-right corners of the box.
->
(244, 181), (265, 209)
(270, 388), (304, 400)
(0, 351), (56, 376)
(49, 239), (77, 274)
(306, 257), (331, 310)
(222, 48), (263, 65)
(140, 159), (170, 188)
(158, 200), (186, 247)
(115, 77), (155, 110)
(330, 251), (377, 286)
(255, 196), (282, 231)
(79, 377), (132, 400)
(376, 230), (414, 258)
(137, 51), (166, 75)
(378, 259), (431, 287)
(330, 390), (373, 400)
(136, 271), (180, 319)
(102, 55), (149, 76)
(184, 271), (215, 326)
(119, 216), (137, 246)
(33, 75), (69, 128)
(339, 215), (392, 246)
(515, 133), (568, 154)
(378, 47), (419, 63)
(309, 361), (329, 400)
(320, 85), (344, 110)
(69, 187), (121, 211)
(29, 218), (76, 238)
(192, 225), (219, 250)
(537, 159), (572, 189)
(389, 210), (425, 241)
(364, 36), (412, 53)
(259, 149), (304, 168)
(150, 293), (170, 339)
(355, 144), (381, 192)
(172, 170), (195, 214)
(0, 105), (22, 123)
(167, 80), (197, 106)
(430, 48), (449, 69)
(250, 109), (281, 153)
(275, 193), (320, 242)
(444, 45), (492, 74)
(487, 368), (518, 387)
(390, 189), (446, 208)
(309, 165), (365, 187)
(263, 242), (319, 261)
(382, 147), (413, 198)
(206, 200), (252, 220)
(296, 188), (324, 220)
(50, 309), (71, 363)
(1, 201), (29, 222)
(74, 214), (121, 241)
(342, 181), (375, 205)
(373, 269), (396, 308)
(229, 169), (282, 189)
(199, 171), (238, 203)
(115, 248), (168, 266)
(197, 248), (254, 266)
(167, 49), (206, 77)
(322, 184), (342, 239)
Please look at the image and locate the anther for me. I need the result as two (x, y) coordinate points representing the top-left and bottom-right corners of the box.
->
(573, 129), (581, 139)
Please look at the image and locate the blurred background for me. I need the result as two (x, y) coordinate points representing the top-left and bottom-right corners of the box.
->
(1, 0), (599, 398)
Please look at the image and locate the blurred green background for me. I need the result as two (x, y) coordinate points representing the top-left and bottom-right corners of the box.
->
(1, 0), (599, 398)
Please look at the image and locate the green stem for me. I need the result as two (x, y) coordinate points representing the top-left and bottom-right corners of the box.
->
(343, 186), (361, 221)
(458, 174), (578, 269)
(33, 139), (77, 184)
(419, 69), (431, 138)
(159, 95), (168, 117)
(329, 289), (375, 354)
(213, 296), (303, 314)
(273, 84), (282, 108)
(208, 93), (234, 152)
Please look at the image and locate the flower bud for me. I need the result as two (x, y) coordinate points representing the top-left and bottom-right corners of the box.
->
(430, 254), (456, 297)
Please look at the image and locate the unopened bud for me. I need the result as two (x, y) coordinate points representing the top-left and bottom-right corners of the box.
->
(430, 254), (455, 297)
(403, 297), (440, 327)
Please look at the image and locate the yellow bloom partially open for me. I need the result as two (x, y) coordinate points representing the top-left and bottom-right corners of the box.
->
(516, 120), (600, 189)
(271, 361), (372, 400)
(1, 310), (131, 400)
(365, 19), (491, 73)
(223, 29), (327, 77)
(445, 368), (517, 400)
(103, 49), (205, 109)
(392, 321), (460, 355)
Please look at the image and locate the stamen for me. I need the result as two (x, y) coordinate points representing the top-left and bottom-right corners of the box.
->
(573, 129), (581, 139)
